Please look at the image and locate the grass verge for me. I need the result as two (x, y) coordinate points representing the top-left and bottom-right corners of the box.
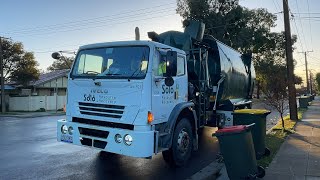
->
(257, 108), (307, 168)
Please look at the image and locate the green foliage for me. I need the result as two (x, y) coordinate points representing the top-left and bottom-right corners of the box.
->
(176, 1), (298, 98)
(294, 75), (303, 85)
(262, 64), (288, 129)
(10, 52), (40, 86)
(316, 73), (320, 92)
(2, 38), (40, 85)
(47, 56), (73, 71)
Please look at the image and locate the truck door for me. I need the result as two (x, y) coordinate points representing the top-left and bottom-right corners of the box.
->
(151, 50), (188, 123)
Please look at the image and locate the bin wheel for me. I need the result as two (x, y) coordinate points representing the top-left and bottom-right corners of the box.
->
(257, 166), (265, 178)
(162, 118), (193, 167)
(264, 147), (271, 156)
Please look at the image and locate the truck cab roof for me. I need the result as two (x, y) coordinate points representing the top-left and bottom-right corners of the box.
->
(79, 40), (186, 55)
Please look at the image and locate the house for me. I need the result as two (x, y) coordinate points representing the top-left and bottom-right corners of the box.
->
(29, 69), (69, 96)
(9, 69), (70, 96)
(4, 69), (70, 111)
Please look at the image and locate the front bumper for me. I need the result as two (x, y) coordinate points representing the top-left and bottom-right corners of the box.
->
(57, 119), (155, 158)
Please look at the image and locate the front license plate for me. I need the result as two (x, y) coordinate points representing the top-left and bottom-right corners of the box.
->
(61, 134), (73, 143)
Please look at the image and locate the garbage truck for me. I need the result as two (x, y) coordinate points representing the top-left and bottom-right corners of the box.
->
(54, 20), (255, 167)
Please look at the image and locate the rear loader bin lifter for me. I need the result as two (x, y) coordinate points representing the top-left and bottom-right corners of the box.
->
(55, 19), (256, 167)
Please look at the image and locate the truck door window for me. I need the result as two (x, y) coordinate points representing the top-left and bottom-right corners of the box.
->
(153, 51), (184, 77)
(177, 56), (185, 76)
(153, 51), (166, 77)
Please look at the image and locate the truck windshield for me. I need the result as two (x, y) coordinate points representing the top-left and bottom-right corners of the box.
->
(71, 46), (149, 79)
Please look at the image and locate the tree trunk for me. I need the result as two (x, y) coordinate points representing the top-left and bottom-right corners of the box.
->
(257, 80), (260, 99)
(281, 114), (285, 130)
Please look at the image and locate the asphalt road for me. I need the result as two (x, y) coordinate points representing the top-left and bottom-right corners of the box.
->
(0, 116), (220, 180)
(0, 100), (284, 180)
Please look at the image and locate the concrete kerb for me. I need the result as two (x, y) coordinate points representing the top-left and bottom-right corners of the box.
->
(0, 111), (66, 118)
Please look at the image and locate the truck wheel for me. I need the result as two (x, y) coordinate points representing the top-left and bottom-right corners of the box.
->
(162, 118), (193, 167)
(257, 166), (265, 178)
(99, 151), (116, 158)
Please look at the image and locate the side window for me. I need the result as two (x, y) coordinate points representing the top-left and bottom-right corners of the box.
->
(153, 50), (185, 77)
(153, 51), (166, 77)
(177, 56), (185, 76)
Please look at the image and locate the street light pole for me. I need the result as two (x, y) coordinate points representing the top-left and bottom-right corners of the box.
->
(0, 37), (5, 113)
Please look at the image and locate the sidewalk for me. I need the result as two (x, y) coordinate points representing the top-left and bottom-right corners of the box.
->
(0, 110), (65, 118)
(264, 97), (320, 179)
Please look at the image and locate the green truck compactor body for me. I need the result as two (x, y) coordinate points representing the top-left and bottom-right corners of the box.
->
(148, 20), (255, 113)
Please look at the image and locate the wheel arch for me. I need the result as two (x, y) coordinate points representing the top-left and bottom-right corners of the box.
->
(166, 102), (198, 150)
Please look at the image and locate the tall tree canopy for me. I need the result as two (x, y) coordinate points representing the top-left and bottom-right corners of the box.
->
(1, 38), (40, 85)
(47, 56), (73, 71)
(177, 0), (297, 94)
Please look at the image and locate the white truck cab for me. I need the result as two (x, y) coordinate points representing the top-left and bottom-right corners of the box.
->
(57, 40), (193, 164)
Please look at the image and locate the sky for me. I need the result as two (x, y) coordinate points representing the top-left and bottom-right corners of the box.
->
(1, 0), (320, 86)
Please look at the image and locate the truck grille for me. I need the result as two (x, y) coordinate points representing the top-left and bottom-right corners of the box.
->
(73, 117), (134, 130)
(78, 102), (125, 119)
(78, 127), (109, 138)
(78, 127), (109, 149)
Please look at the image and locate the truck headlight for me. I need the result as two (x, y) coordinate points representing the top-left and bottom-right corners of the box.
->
(68, 126), (73, 135)
(61, 125), (68, 134)
(114, 134), (122, 143)
(124, 134), (133, 146)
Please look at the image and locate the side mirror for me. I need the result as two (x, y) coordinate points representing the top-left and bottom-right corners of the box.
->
(52, 52), (61, 60)
(165, 51), (177, 77)
(164, 77), (174, 87)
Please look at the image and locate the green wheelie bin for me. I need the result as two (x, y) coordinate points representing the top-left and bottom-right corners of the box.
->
(214, 124), (265, 179)
(299, 96), (309, 108)
(233, 109), (271, 160)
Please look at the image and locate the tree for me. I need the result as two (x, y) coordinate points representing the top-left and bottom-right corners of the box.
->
(1, 38), (24, 79)
(262, 64), (288, 130)
(47, 56), (73, 71)
(1, 38), (40, 84)
(10, 52), (40, 86)
(177, 1), (297, 98)
(294, 75), (303, 85)
(316, 73), (320, 92)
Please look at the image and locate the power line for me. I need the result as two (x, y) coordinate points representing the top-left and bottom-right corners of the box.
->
(306, 0), (314, 50)
(6, 13), (177, 38)
(4, 2), (176, 34)
(273, 0), (284, 24)
(4, 9), (176, 37)
(292, 12), (320, 14)
(294, 0), (309, 51)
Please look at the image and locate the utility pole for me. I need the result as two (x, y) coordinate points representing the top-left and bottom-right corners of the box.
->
(0, 37), (5, 113)
(309, 70), (313, 95)
(298, 51), (313, 94)
(283, 0), (298, 120)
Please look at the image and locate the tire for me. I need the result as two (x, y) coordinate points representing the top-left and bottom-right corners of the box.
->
(162, 118), (193, 167)
(257, 166), (265, 178)
(99, 151), (116, 159)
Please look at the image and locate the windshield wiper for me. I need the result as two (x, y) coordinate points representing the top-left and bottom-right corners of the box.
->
(105, 73), (121, 76)
(128, 68), (142, 81)
(83, 71), (100, 75)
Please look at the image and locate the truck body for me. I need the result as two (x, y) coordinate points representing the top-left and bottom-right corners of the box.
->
(56, 20), (255, 166)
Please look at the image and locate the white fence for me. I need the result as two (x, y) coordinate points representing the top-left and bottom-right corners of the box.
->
(9, 94), (66, 111)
